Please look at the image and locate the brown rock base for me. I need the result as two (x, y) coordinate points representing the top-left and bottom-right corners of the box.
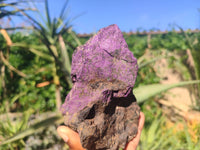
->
(64, 93), (140, 150)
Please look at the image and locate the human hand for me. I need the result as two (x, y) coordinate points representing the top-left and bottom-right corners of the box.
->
(57, 112), (145, 150)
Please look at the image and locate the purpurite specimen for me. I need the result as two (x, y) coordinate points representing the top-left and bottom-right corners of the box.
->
(61, 24), (140, 150)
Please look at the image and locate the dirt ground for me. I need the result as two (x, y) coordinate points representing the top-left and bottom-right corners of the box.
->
(146, 50), (200, 122)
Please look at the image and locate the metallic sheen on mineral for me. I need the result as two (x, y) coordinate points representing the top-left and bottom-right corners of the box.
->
(61, 24), (140, 150)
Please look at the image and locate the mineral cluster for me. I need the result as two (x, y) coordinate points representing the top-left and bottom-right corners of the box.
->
(61, 24), (140, 150)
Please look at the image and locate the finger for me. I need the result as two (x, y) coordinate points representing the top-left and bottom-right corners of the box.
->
(57, 126), (85, 150)
(125, 112), (145, 150)
(138, 112), (145, 131)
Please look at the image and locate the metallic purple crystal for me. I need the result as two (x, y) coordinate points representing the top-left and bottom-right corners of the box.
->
(61, 24), (138, 117)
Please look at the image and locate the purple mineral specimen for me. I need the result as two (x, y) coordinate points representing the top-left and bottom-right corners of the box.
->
(61, 24), (140, 150)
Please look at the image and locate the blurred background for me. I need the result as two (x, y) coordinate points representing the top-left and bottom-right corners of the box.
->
(0, 0), (200, 149)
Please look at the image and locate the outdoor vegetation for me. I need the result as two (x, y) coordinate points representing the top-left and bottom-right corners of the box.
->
(0, 0), (200, 150)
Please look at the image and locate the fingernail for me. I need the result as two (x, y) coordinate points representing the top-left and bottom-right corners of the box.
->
(60, 133), (69, 143)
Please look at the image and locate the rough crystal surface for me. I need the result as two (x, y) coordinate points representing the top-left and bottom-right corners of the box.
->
(61, 24), (140, 150)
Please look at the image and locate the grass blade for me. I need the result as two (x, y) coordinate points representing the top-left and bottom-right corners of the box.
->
(44, 0), (51, 28)
(0, 51), (27, 77)
(58, 35), (71, 73)
(0, 114), (63, 146)
(138, 55), (167, 68)
(59, 0), (69, 20)
(134, 80), (200, 103)
(12, 43), (53, 61)
(0, 29), (12, 46)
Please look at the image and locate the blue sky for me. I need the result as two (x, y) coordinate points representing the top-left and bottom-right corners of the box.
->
(9, 0), (200, 34)
(54, 0), (200, 33)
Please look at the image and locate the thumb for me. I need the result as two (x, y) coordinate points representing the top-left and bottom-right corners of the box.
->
(57, 126), (85, 150)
